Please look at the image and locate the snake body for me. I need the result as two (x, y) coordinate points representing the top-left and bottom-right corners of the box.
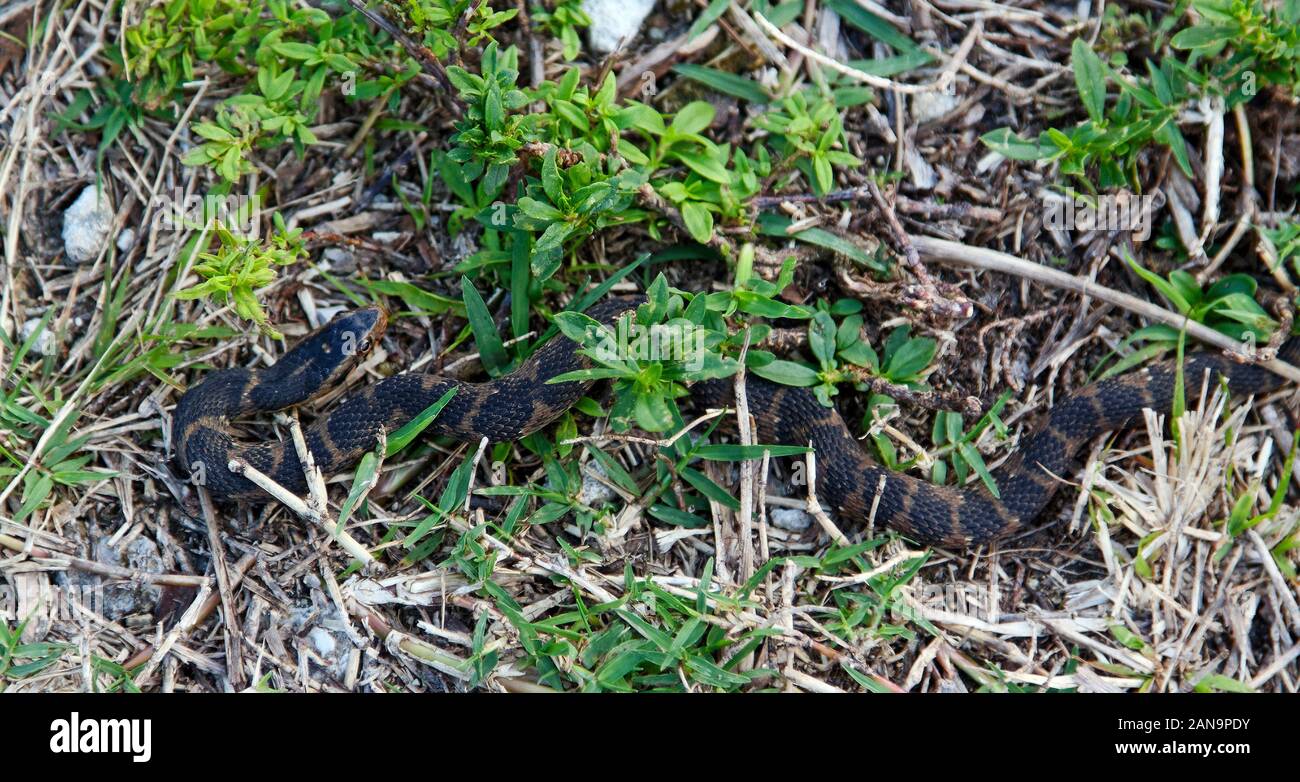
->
(175, 295), (1299, 546)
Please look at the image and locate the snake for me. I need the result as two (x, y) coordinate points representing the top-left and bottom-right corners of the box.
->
(174, 294), (1300, 547)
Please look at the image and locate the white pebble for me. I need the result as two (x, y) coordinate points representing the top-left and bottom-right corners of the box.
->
(308, 627), (337, 657)
(770, 507), (813, 532)
(62, 184), (115, 263)
(582, 0), (657, 54)
(20, 318), (56, 356)
(911, 90), (962, 124)
(322, 247), (353, 267)
(580, 460), (618, 507)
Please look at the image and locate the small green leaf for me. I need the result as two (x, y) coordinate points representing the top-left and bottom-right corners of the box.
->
(680, 201), (714, 243)
(686, 0), (730, 42)
(15, 474), (53, 523)
(541, 148), (565, 206)
(883, 336), (936, 382)
(387, 388), (458, 456)
(1170, 24), (1238, 50)
(669, 101), (715, 136)
(673, 149), (730, 184)
(693, 444), (811, 460)
(980, 128), (1055, 161)
(336, 450), (380, 534)
(1193, 674), (1253, 693)
(1071, 38), (1107, 124)
(751, 359), (821, 387)
(956, 442), (999, 498)
(460, 276), (508, 375)
(673, 63), (768, 104)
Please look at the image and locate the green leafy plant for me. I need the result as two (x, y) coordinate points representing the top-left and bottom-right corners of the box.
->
(673, 63), (771, 105)
(117, 0), (269, 109)
(446, 42), (537, 191)
(1213, 433), (1297, 563)
(0, 410), (117, 526)
(655, 143), (769, 245)
(827, 0), (933, 77)
(926, 397), (1012, 497)
(1096, 2), (1186, 59)
(177, 12), (376, 181)
(258, 8), (368, 109)
(748, 298), (876, 405)
(854, 325), (944, 465)
(51, 78), (157, 166)
(1259, 219), (1300, 277)
(1171, 0), (1300, 102)
(551, 274), (737, 432)
(745, 292), (938, 416)
(472, 429), (642, 539)
(824, 548), (931, 647)
(753, 89), (863, 195)
(535, 68), (624, 154)
(81, 0), (403, 182)
(182, 104), (266, 182)
(512, 557), (772, 691)
(0, 615), (70, 689)
(1100, 254), (1278, 378)
(618, 100), (731, 184)
(398, 0), (517, 59)
(981, 38), (1199, 190)
(756, 213), (892, 274)
(512, 147), (646, 281)
(174, 213), (307, 336)
(1260, 219), (1300, 317)
(401, 444), (481, 561)
(702, 243), (808, 325)
(526, 96), (765, 245)
(531, 0), (591, 61)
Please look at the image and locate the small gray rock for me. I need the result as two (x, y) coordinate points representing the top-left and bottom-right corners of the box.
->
(303, 611), (352, 682)
(911, 90), (962, 124)
(308, 626), (337, 657)
(62, 185), (115, 263)
(322, 247), (356, 273)
(770, 507), (813, 532)
(582, 0), (657, 54)
(89, 534), (165, 621)
(580, 460), (618, 507)
(20, 317), (56, 357)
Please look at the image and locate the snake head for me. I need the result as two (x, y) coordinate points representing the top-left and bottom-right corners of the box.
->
(261, 306), (389, 400)
(323, 305), (387, 366)
(341, 306), (387, 353)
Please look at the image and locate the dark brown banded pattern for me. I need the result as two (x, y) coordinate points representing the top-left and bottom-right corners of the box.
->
(174, 297), (642, 501)
(176, 294), (1299, 548)
(695, 341), (1300, 545)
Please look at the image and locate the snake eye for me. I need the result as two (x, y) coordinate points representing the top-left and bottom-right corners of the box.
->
(359, 338), (373, 354)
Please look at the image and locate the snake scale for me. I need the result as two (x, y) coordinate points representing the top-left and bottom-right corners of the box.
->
(174, 294), (1300, 547)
